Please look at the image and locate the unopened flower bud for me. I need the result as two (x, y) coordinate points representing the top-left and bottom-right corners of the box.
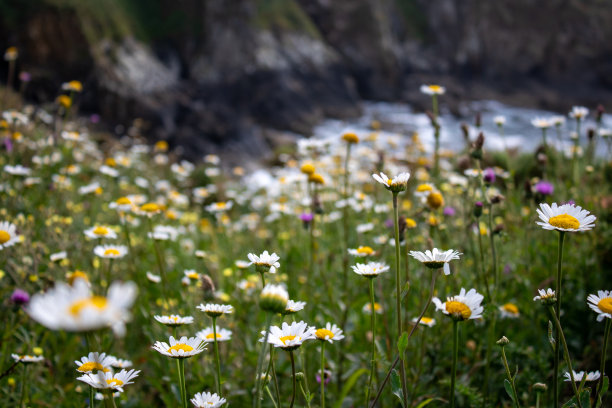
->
(473, 201), (483, 218)
(496, 336), (509, 346)
(534, 382), (548, 392)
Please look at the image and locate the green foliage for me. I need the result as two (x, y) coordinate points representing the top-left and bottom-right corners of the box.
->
(254, 0), (320, 37)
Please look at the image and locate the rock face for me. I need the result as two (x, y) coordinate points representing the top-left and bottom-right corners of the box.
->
(2, 0), (612, 160)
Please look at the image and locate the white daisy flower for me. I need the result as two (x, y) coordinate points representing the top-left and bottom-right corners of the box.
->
(12, 354), (44, 364)
(78, 182), (100, 195)
(206, 201), (233, 213)
(247, 250), (280, 273)
(262, 321), (316, 350)
(99, 165), (119, 177)
(77, 369), (140, 392)
(152, 336), (206, 359)
(315, 322), (345, 343)
(50, 251), (67, 262)
(148, 225), (179, 241)
(356, 222), (375, 234)
(284, 300), (306, 314)
(536, 202), (596, 232)
(348, 246), (376, 257)
(109, 197), (135, 212)
(154, 315), (194, 327)
(569, 106), (589, 120)
(433, 288), (484, 321)
(4, 164), (31, 176)
(412, 317), (436, 327)
(363, 302), (383, 315)
(409, 248), (462, 275)
(196, 327), (232, 343)
(84, 226), (118, 240)
(498, 303), (520, 319)
(146, 272), (161, 283)
(531, 117), (552, 129)
(197, 303), (234, 317)
(420, 84), (446, 95)
(26, 279), (137, 337)
(533, 288), (557, 304)
(352, 261), (389, 277)
(588, 290), (612, 321)
(0, 221), (20, 250)
(494, 116), (506, 126)
(564, 370), (600, 382)
(372, 171), (410, 192)
(74, 352), (115, 373)
(93, 245), (128, 259)
(191, 391), (227, 408)
(110, 358), (133, 369)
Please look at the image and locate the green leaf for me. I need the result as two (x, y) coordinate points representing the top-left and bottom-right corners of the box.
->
(391, 369), (405, 407)
(415, 398), (441, 408)
(331, 368), (368, 408)
(504, 379), (516, 402)
(401, 282), (411, 301)
(548, 321), (556, 350)
(596, 376), (608, 408)
(580, 389), (592, 408)
(398, 331), (409, 357)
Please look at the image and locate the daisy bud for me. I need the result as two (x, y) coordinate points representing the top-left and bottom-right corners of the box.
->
(200, 275), (215, 300)
(496, 336), (509, 346)
(295, 372), (305, 382)
(534, 382), (548, 392)
(260, 284), (289, 314)
(461, 123), (470, 143)
(470, 133), (484, 160)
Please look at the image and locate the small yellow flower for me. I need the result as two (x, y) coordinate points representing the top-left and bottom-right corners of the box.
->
(426, 192), (444, 209)
(300, 163), (315, 175)
(56, 95), (72, 109)
(154, 140), (169, 152)
(309, 173), (325, 185)
(342, 132), (359, 144)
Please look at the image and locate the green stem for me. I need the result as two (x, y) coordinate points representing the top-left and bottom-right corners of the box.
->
(368, 270), (438, 408)
(212, 317), (222, 394)
(320, 342), (326, 408)
(255, 314), (273, 408)
(289, 350), (297, 408)
(450, 321), (459, 408)
(597, 318), (612, 404)
(148, 218), (168, 304)
(18, 364), (27, 408)
(535, 392), (540, 408)
(177, 358), (188, 408)
(432, 94), (440, 179)
(548, 306), (582, 408)
(265, 386), (279, 408)
(366, 278), (377, 406)
(90, 385), (96, 408)
(553, 231), (566, 407)
(501, 346), (521, 408)
(392, 193), (409, 406)
(487, 204), (497, 292)
(103, 391), (117, 408)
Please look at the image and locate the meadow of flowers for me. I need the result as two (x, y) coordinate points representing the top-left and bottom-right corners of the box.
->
(1, 50), (612, 408)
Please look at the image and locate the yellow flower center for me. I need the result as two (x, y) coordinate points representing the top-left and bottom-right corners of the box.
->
(428, 85), (442, 92)
(420, 317), (434, 325)
(116, 197), (131, 205)
(215, 202), (226, 209)
(93, 226), (109, 236)
(69, 296), (108, 316)
(187, 272), (199, 279)
(0, 230), (11, 244)
(427, 192), (444, 209)
(598, 298), (612, 314)
(445, 301), (471, 319)
(356, 246), (374, 255)
(205, 333), (222, 339)
(548, 214), (580, 230)
(300, 164), (315, 175)
(104, 248), (120, 256)
(141, 203), (160, 213)
(315, 329), (335, 340)
(342, 132), (359, 144)
(279, 335), (298, 345)
(78, 362), (108, 372)
(416, 184), (433, 192)
(67, 271), (88, 285)
(502, 303), (519, 315)
(168, 344), (194, 353)
(106, 378), (123, 387)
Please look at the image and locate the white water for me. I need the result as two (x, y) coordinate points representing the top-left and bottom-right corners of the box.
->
(312, 100), (612, 154)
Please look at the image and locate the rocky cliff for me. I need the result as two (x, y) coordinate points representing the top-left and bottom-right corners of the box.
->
(2, 0), (612, 160)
